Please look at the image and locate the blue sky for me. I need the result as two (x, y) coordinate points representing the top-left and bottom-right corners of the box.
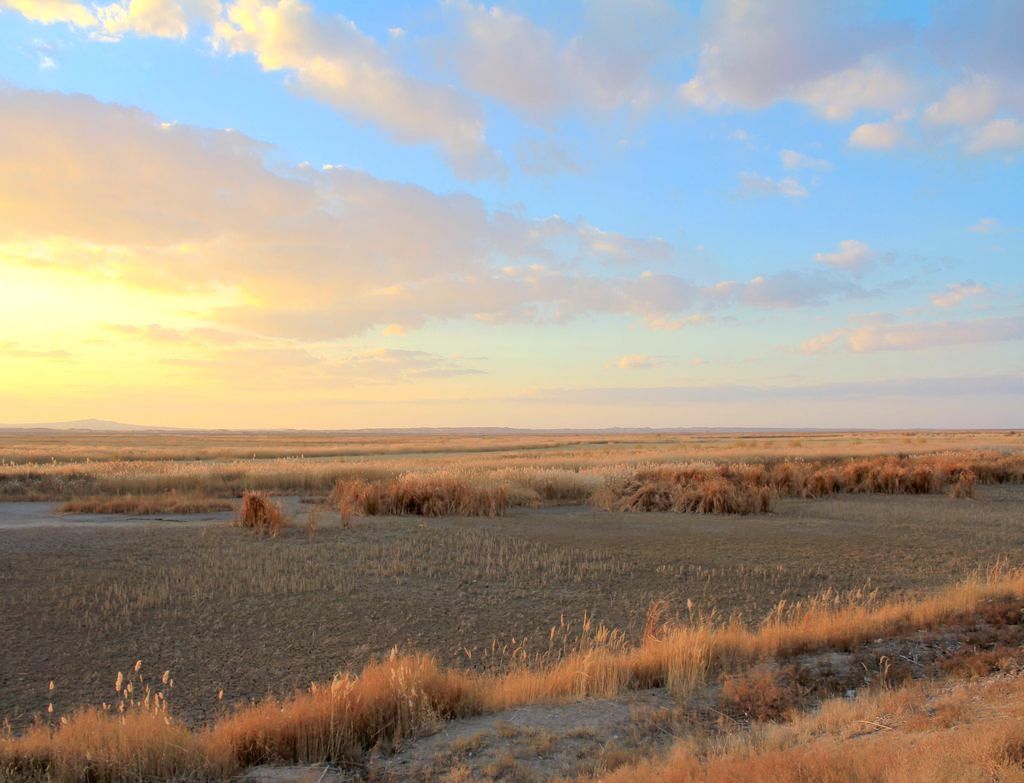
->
(0, 0), (1021, 428)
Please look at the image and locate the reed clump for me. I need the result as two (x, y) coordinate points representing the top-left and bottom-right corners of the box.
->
(594, 468), (774, 514)
(234, 491), (287, 536)
(330, 473), (508, 518)
(590, 452), (1023, 514)
(949, 469), (977, 499)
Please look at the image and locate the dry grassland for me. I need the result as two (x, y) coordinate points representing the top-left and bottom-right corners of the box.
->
(1, 430), (1023, 781)
(6, 562), (1024, 781)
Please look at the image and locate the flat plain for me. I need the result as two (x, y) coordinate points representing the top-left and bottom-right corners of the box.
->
(2, 429), (1024, 781)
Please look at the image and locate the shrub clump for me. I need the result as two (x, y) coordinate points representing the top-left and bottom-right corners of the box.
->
(593, 467), (773, 515)
(331, 474), (508, 518)
(235, 491), (287, 536)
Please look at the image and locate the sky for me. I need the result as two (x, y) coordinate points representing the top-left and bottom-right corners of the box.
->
(0, 0), (1021, 429)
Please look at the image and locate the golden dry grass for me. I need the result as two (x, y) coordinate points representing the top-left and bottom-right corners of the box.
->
(2, 430), (1021, 508)
(5, 564), (1024, 781)
(590, 674), (1024, 783)
(331, 474), (509, 517)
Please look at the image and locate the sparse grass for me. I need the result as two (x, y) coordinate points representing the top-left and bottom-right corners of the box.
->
(6, 487), (1024, 734)
(6, 565), (1024, 781)
(57, 494), (232, 515)
(590, 675), (1024, 783)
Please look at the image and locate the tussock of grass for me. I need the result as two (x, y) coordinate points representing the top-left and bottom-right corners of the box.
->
(234, 491), (287, 536)
(594, 470), (774, 514)
(950, 469), (977, 498)
(5, 565), (1024, 781)
(58, 494), (232, 515)
(331, 473), (509, 518)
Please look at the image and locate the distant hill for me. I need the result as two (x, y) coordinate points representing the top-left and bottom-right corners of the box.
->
(0, 419), (177, 432)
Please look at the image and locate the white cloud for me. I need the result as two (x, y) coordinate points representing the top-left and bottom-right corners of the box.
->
(814, 240), (876, 271)
(0, 0), (96, 27)
(0, 88), (872, 346)
(848, 316), (1024, 352)
(799, 328), (845, 355)
(849, 120), (904, 150)
(966, 118), (1024, 154)
(616, 354), (661, 370)
(793, 62), (915, 121)
(0, 88), (704, 340)
(968, 217), (999, 233)
(779, 149), (830, 171)
(677, 0), (912, 117)
(924, 74), (1000, 127)
(0, 0), (218, 39)
(516, 138), (581, 176)
(213, 0), (499, 178)
(706, 271), (864, 310)
(447, 0), (684, 119)
(930, 282), (986, 308)
(803, 316), (1024, 354)
(96, 0), (219, 40)
(735, 172), (807, 198)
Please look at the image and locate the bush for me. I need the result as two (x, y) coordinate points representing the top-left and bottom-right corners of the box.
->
(235, 491), (287, 536)
(720, 665), (798, 721)
(331, 474), (509, 518)
(949, 470), (977, 499)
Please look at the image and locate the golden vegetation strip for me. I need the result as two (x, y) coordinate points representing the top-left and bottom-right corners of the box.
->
(4, 565), (1024, 781)
(324, 452), (1020, 518)
(2, 431), (1022, 507)
(2, 430), (1018, 466)
(5, 450), (1021, 516)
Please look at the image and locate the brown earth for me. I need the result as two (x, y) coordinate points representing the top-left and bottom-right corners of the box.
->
(2, 486), (1023, 732)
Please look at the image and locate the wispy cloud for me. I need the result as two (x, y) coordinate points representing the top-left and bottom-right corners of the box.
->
(735, 172), (807, 199)
(814, 240), (877, 271)
(677, 0), (913, 117)
(849, 120), (904, 150)
(212, 0), (499, 178)
(511, 374), (1024, 406)
(2, 88), (869, 347)
(930, 282), (987, 308)
(802, 315), (1024, 354)
(0, 341), (73, 359)
(968, 217), (999, 234)
(779, 149), (830, 171)
(614, 354), (661, 370)
(445, 0), (685, 120)
(966, 118), (1024, 155)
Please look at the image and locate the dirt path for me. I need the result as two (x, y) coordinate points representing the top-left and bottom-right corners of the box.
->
(244, 688), (681, 782)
